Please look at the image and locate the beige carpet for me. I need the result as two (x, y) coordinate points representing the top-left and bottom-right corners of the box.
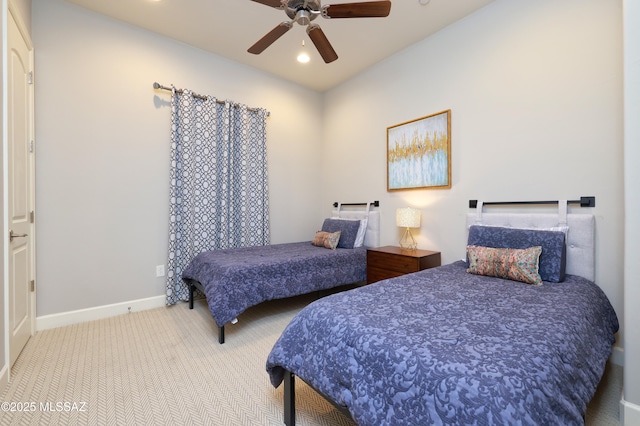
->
(0, 294), (622, 425)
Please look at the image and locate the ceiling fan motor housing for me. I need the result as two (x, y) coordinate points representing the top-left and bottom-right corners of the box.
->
(286, 0), (322, 24)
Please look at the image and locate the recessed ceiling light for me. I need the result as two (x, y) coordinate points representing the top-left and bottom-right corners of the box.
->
(418, 0), (430, 5)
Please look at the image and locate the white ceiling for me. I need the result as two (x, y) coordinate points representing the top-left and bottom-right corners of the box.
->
(64, 0), (495, 92)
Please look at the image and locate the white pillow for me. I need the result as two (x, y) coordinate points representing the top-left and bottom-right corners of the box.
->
(354, 218), (368, 247)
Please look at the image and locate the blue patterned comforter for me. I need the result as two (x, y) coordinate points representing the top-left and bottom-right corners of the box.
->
(182, 242), (366, 327)
(266, 261), (619, 425)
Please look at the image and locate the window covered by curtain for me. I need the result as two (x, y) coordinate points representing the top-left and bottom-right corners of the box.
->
(166, 89), (270, 305)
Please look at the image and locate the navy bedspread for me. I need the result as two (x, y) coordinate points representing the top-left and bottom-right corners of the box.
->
(182, 242), (366, 328)
(266, 261), (619, 425)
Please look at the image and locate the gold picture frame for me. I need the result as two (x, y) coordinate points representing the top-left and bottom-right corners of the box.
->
(387, 110), (451, 191)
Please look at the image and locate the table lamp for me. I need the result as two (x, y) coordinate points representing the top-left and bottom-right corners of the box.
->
(396, 207), (421, 250)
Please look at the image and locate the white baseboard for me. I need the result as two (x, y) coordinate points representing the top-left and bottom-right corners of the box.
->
(0, 363), (8, 395)
(611, 345), (624, 366)
(36, 295), (166, 331)
(621, 398), (640, 425)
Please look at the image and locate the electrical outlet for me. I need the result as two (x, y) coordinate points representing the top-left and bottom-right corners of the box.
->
(156, 265), (165, 277)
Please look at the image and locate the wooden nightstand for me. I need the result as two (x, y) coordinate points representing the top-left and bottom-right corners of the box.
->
(366, 246), (441, 284)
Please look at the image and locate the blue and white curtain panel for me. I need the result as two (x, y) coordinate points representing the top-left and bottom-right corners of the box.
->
(166, 89), (270, 305)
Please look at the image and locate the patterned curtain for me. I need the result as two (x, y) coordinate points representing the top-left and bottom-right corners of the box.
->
(166, 89), (270, 305)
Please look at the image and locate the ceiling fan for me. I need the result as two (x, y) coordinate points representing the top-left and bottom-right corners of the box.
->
(248, 0), (392, 64)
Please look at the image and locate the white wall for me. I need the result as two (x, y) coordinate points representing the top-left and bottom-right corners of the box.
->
(623, 0), (640, 422)
(32, 0), (324, 316)
(323, 0), (624, 350)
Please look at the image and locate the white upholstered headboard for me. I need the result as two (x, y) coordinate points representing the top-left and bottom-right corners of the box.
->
(466, 212), (596, 282)
(332, 207), (380, 248)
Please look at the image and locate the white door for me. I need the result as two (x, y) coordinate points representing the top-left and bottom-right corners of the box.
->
(7, 8), (35, 366)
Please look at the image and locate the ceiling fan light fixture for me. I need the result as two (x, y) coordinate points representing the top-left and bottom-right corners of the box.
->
(297, 52), (310, 63)
(297, 39), (310, 63)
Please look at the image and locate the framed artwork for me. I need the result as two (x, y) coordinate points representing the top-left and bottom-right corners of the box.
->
(387, 110), (451, 191)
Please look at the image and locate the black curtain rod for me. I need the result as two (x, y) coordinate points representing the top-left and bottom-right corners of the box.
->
(333, 201), (380, 207)
(469, 196), (595, 209)
(153, 82), (269, 116)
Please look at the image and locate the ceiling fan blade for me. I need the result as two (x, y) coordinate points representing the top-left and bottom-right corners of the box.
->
(323, 1), (391, 19)
(307, 24), (338, 64)
(248, 22), (293, 54)
(250, 0), (283, 8)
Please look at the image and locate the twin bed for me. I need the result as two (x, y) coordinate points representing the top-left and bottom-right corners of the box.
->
(182, 202), (380, 343)
(265, 204), (619, 425)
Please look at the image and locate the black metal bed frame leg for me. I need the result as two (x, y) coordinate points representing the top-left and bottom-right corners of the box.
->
(189, 283), (195, 309)
(185, 280), (226, 344)
(284, 370), (296, 426)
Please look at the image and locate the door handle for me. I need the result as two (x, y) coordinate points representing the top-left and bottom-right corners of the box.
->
(9, 230), (28, 242)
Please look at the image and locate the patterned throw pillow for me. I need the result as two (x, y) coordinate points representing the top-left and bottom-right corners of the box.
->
(467, 245), (543, 286)
(467, 225), (566, 282)
(312, 231), (341, 250)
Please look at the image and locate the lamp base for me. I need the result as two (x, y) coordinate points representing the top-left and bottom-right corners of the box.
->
(399, 228), (417, 250)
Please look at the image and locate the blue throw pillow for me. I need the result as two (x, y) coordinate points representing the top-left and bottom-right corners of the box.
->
(467, 225), (566, 282)
(321, 218), (361, 249)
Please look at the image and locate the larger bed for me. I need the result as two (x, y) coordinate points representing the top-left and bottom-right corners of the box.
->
(266, 207), (619, 425)
(182, 202), (380, 343)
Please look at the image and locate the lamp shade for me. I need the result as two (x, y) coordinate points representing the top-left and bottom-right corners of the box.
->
(396, 207), (421, 228)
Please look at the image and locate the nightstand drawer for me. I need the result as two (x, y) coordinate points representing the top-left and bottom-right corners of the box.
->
(367, 251), (420, 274)
(366, 266), (407, 283)
(366, 246), (441, 284)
